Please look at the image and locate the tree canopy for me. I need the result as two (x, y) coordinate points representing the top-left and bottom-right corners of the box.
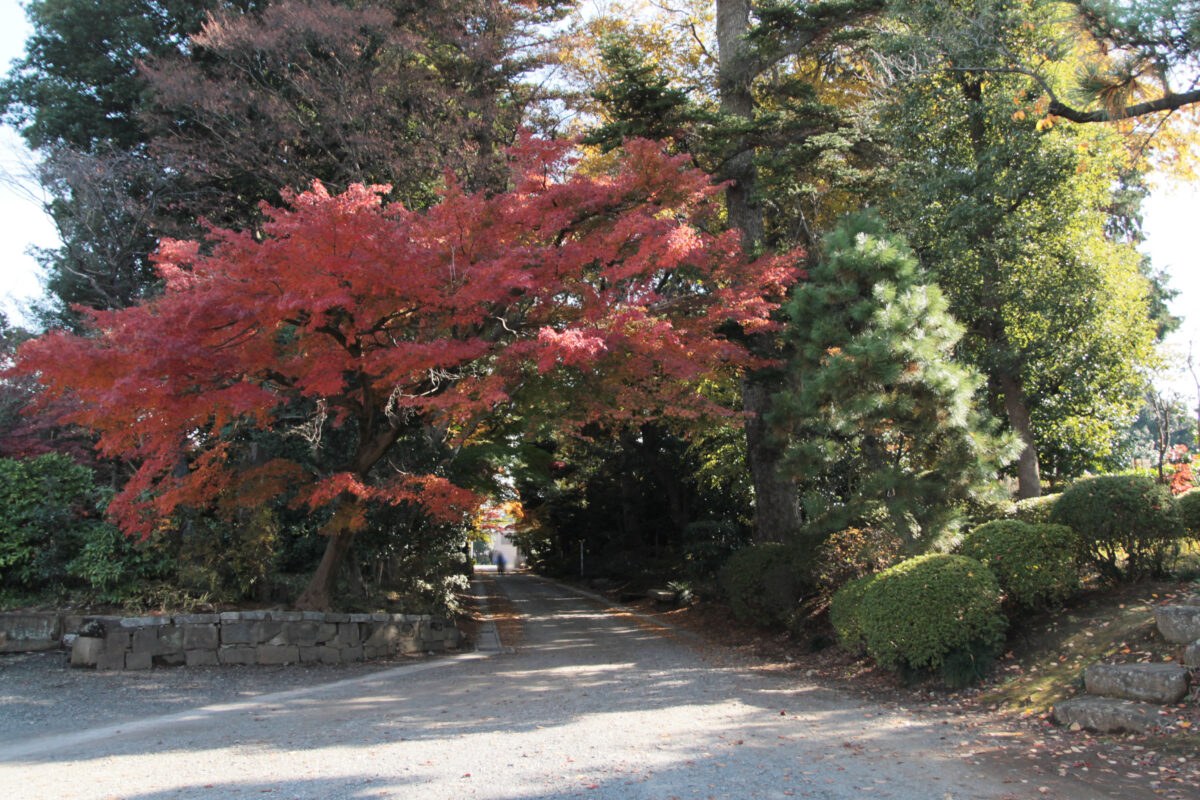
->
(10, 137), (799, 608)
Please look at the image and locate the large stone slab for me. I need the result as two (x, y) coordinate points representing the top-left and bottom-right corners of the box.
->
(0, 613), (62, 652)
(255, 645), (298, 665)
(185, 650), (218, 667)
(70, 636), (104, 668)
(1184, 641), (1200, 668)
(218, 646), (256, 665)
(1053, 696), (1164, 733)
(1085, 663), (1190, 704)
(1154, 605), (1200, 643)
(182, 624), (218, 651)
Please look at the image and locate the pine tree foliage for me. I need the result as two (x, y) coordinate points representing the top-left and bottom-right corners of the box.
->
(772, 212), (1017, 548)
(582, 37), (701, 153)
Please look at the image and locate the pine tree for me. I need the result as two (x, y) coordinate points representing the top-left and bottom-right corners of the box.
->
(772, 212), (1017, 550)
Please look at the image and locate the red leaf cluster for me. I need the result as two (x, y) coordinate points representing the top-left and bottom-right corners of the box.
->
(12, 137), (801, 539)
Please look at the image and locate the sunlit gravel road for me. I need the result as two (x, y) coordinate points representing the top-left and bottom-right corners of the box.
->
(1, 572), (1119, 800)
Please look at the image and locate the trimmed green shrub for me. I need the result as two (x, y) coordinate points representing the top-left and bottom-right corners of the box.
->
(1049, 475), (1185, 582)
(1012, 494), (1058, 524)
(829, 571), (881, 652)
(958, 520), (1079, 611)
(721, 543), (811, 626)
(857, 554), (1006, 675)
(1178, 490), (1200, 537)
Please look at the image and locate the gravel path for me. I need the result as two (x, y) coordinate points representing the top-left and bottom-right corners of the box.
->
(0, 649), (414, 746)
(0, 573), (1126, 799)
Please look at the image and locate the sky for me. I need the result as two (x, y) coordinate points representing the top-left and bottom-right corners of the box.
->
(0, 0), (1197, 386)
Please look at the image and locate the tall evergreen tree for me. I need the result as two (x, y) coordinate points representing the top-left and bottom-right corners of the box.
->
(772, 212), (1016, 549)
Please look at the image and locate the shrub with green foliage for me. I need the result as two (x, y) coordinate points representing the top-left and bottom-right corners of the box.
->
(829, 572), (881, 652)
(958, 520), (1079, 610)
(1012, 494), (1058, 524)
(1178, 490), (1200, 537)
(0, 454), (118, 594)
(857, 554), (1007, 676)
(1049, 474), (1185, 582)
(67, 523), (173, 600)
(167, 507), (281, 602)
(811, 525), (903, 591)
(720, 542), (811, 626)
(682, 520), (749, 584)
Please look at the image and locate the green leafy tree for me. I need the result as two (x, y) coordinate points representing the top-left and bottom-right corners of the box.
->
(772, 212), (1017, 549)
(880, 0), (1160, 493)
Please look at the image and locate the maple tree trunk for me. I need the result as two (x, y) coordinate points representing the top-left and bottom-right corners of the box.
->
(998, 370), (1041, 499)
(295, 526), (358, 611)
(343, 549), (367, 599)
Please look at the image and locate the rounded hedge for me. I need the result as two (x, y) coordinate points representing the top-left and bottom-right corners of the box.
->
(1048, 474), (1185, 582)
(1012, 494), (1058, 524)
(857, 553), (1006, 672)
(1178, 490), (1200, 537)
(958, 520), (1079, 611)
(720, 543), (809, 626)
(829, 571), (881, 652)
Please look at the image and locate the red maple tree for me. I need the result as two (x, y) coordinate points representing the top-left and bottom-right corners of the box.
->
(13, 137), (800, 609)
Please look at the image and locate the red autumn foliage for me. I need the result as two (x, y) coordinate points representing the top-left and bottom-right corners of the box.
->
(1167, 445), (1196, 495)
(12, 137), (800, 606)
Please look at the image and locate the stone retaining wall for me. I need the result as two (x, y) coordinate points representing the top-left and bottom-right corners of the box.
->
(0, 610), (461, 670)
(0, 613), (78, 653)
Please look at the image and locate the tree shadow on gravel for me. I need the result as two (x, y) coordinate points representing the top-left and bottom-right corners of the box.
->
(0, 574), (1149, 800)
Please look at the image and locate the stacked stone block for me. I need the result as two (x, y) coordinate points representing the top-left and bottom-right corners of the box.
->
(1054, 596), (1199, 733)
(67, 610), (462, 670)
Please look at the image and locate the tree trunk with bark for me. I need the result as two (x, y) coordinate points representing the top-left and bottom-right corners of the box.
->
(997, 370), (1041, 498)
(294, 523), (358, 611)
(741, 374), (799, 542)
(718, 0), (799, 543)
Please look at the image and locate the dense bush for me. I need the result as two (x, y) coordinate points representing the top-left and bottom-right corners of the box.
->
(829, 571), (881, 652)
(1049, 475), (1185, 582)
(720, 542), (811, 626)
(682, 520), (749, 584)
(811, 526), (902, 597)
(857, 554), (1006, 676)
(958, 520), (1079, 610)
(1178, 490), (1200, 537)
(166, 507), (281, 602)
(67, 524), (173, 600)
(0, 454), (122, 594)
(1012, 494), (1058, 524)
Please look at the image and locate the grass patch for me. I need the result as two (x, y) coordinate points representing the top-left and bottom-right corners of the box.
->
(979, 578), (1199, 715)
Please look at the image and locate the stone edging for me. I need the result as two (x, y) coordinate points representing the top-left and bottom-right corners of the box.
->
(0, 610), (462, 670)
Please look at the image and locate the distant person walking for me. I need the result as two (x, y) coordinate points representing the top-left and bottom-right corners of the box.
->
(495, 551), (507, 575)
